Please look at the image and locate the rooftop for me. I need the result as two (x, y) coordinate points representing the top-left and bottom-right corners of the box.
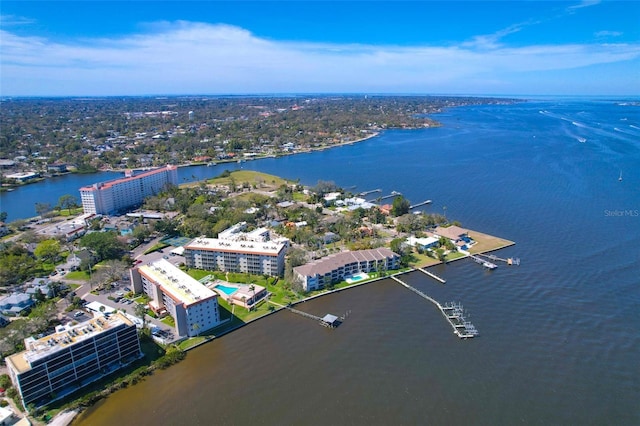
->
(79, 165), (176, 191)
(6, 312), (133, 374)
(184, 237), (286, 256)
(139, 259), (217, 306)
(294, 247), (398, 277)
(434, 225), (469, 240)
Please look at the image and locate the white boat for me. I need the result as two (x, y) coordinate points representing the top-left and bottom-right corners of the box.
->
(619, 171), (623, 182)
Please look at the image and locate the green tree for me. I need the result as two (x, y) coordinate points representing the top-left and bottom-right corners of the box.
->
(35, 202), (52, 217)
(134, 303), (148, 329)
(391, 196), (410, 217)
(34, 239), (61, 263)
(58, 194), (79, 214)
(80, 231), (125, 261)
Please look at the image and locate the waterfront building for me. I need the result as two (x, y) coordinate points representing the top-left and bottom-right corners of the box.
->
(79, 165), (178, 215)
(406, 236), (440, 249)
(433, 225), (469, 241)
(5, 171), (39, 182)
(5, 313), (141, 409)
(129, 259), (222, 337)
(293, 248), (400, 291)
(183, 238), (287, 277)
(47, 163), (68, 173)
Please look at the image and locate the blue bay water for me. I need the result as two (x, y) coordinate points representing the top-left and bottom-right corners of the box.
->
(3, 99), (639, 424)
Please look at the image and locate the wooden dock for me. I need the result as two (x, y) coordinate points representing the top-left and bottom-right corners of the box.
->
(359, 189), (381, 196)
(409, 200), (432, 209)
(284, 305), (341, 328)
(477, 253), (520, 265)
(372, 191), (402, 202)
(391, 275), (478, 339)
(469, 254), (498, 270)
(417, 268), (446, 284)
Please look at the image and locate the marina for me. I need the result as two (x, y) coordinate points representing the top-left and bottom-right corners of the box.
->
(391, 274), (478, 339)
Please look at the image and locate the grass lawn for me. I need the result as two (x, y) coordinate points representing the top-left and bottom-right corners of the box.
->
(64, 270), (91, 281)
(206, 170), (290, 188)
(161, 316), (175, 327)
(445, 251), (467, 261)
(144, 242), (170, 255)
(468, 230), (515, 254)
(409, 252), (441, 268)
(292, 192), (307, 202)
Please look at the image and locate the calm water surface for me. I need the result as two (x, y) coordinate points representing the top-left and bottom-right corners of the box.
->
(14, 99), (640, 425)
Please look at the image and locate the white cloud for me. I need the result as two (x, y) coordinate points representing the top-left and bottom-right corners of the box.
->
(1, 21), (639, 96)
(0, 14), (36, 26)
(567, 0), (601, 11)
(595, 30), (623, 38)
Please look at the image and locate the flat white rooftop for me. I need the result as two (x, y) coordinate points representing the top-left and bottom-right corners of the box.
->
(185, 238), (285, 255)
(139, 259), (217, 306)
(7, 313), (133, 373)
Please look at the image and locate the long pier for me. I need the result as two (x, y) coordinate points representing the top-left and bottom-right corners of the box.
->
(477, 253), (520, 265)
(359, 189), (381, 196)
(469, 254), (498, 270)
(282, 305), (340, 328)
(409, 200), (432, 209)
(390, 275), (478, 338)
(417, 268), (446, 284)
(373, 191), (402, 201)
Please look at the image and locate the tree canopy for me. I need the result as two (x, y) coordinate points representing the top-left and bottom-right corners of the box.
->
(80, 231), (126, 261)
(391, 196), (411, 217)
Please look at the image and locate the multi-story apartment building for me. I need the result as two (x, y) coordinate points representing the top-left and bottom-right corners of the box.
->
(79, 165), (178, 215)
(5, 313), (141, 409)
(183, 238), (287, 277)
(293, 248), (400, 291)
(129, 259), (222, 337)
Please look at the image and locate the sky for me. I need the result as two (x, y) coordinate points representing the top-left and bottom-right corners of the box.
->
(1, 1), (639, 97)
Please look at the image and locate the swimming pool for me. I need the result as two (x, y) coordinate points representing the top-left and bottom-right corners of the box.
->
(214, 284), (239, 296)
(346, 272), (369, 283)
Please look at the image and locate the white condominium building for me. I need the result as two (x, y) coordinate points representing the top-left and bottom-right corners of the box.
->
(294, 248), (400, 291)
(79, 165), (178, 215)
(130, 259), (222, 337)
(5, 313), (141, 409)
(183, 238), (287, 277)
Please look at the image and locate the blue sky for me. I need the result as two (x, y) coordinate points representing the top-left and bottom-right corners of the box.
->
(1, 1), (639, 96)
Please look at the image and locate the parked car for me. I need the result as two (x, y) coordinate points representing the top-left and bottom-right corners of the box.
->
(73, 311), (84, 318)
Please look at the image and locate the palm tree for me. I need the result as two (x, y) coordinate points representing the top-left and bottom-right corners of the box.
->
(249, 284), (256, 311)
(228, 297), (235, 317)
(241, 296), (247, 311)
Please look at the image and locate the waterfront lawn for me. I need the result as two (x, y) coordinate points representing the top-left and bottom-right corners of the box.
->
(468, 230), (515, 254)
(409, 252), (441, 268)
(445, 251), (466, 262)
(206, 170), (290, 189)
